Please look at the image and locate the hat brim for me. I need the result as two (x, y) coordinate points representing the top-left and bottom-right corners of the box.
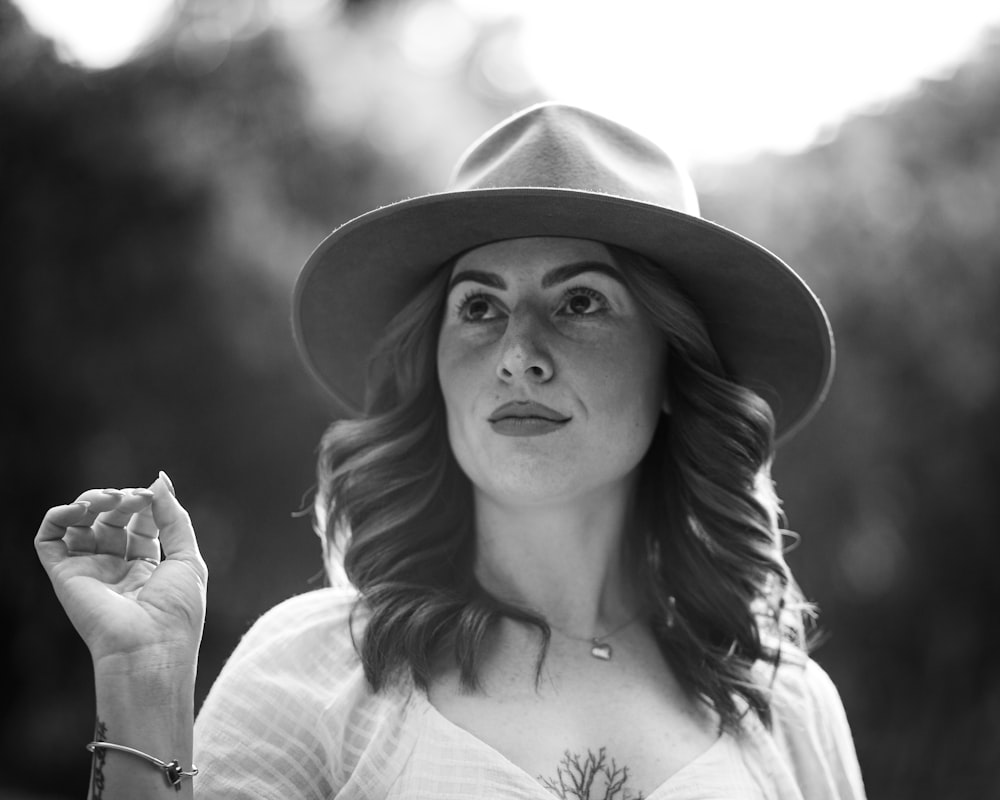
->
(292, 188), (834, 443)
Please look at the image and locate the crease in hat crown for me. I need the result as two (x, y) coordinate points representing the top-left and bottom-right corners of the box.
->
(448, 103), (701, 214)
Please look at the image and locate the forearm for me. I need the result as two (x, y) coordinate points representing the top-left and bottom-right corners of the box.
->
(36, 477), (206, 799)
(89, 655), (197, 800)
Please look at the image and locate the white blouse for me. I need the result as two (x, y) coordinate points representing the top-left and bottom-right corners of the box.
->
(193, 587), (866, 799)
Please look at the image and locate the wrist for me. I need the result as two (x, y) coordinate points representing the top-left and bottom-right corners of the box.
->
(87, 705), (195, 800)
(94, 661), (196, 716)
(89, 659), (196, 800)
(93, 641), (198, 682)
(87, 740), (199, 792)
(93, 648), (196, 734)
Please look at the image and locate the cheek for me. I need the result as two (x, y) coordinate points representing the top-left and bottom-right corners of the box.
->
(585, 337), (666, 421)
(437, 338), (482, 455)
(437, 336), (476, 408)
(437, 348), (460, 430)
(599, 353), (665, 468)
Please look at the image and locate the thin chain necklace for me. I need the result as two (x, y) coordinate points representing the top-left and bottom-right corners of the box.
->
(550, 610), (645, 661)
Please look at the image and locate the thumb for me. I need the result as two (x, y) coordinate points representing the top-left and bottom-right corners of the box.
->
(148, 471), (205, 570)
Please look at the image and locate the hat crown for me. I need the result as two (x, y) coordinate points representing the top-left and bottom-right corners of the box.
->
(450, 103), (700, 215)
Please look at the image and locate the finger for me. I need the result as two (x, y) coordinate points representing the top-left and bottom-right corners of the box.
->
(126, 532), (161, 562)
(94, 489), (154, 557)
(37, 502), (93, 541)
(92, 523), (127, 558)
(69, 489), (127, 527)
(64, 525), (97, 555)
(125, 501), (159, 539)
(149, 473), (204, 569)
(35, 489), (126, 562)
(78, 488), (130, 557)
(96, 488), (154, 527)
(74, 488), (127, 509)
(35, 502), (93, 570)
(125, 492), (160, 563)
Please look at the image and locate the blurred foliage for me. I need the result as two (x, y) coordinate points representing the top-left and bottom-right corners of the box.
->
(0, 0), (539, 795)
(0, 2), (340, 793)
(2, 0), (998, 796)
(698, 29), (1000, 798)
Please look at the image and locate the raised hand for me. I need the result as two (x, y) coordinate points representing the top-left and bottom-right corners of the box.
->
(35, 472), (208, 672)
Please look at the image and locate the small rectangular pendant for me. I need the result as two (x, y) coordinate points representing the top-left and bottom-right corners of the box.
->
(590, 642), (612, 660)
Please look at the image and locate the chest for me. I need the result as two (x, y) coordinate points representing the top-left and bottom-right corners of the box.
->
(426, 629), (720, 799)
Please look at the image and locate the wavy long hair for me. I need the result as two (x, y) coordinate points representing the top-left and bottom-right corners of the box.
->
(313, 243), (811, 731)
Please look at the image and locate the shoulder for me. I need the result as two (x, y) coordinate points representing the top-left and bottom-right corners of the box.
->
(750, 651), (866, 799)
(194, 586), (377, 799)
(200, 584), (367, 707)
(233, 584), (364, 667)
(769, 650), (850, 734)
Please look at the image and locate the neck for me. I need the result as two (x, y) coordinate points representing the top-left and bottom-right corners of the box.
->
(471, 480), (642, 639)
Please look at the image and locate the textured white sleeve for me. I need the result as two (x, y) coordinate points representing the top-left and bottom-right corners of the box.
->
(193, 587), (363, 800)
(768, 656), (867, 800)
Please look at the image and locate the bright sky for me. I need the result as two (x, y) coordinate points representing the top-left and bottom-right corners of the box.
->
(14, 0), (1000, 163)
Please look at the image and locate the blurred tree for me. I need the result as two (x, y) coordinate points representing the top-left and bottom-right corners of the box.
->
(699, 28), (1000, 799)
(1, 0), (543, 795)
(0, 0), (424, 794)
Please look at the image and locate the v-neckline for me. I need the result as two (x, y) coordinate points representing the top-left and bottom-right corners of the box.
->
(412, 688), (730, 800)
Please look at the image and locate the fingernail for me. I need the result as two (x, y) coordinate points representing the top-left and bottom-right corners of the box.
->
(131, 488), (155, 498)
(158, 470), (176, 496)
(102, 489), (124, 497)
(74, 500), (91, 510)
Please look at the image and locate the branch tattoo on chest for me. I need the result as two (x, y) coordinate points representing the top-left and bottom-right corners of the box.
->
(539, 747), (645, 800)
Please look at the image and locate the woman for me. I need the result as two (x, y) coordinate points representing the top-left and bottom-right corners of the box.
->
(36, 103), (864, 799)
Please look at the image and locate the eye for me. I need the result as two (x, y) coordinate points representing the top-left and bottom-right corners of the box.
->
(558, 287), (608, 316)
(456, 291), (502, 322)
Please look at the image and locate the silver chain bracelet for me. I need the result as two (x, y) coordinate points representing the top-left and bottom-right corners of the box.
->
(87, 741), (199, 791)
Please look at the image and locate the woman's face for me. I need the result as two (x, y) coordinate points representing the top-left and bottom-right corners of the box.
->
(437, 237), (668, 506)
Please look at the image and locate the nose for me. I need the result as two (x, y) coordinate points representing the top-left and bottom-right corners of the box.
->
(496, 311), (554, 384)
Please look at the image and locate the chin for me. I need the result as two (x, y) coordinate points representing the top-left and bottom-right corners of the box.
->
(450, 426), (652, 507)
(470, 453), (637, 508)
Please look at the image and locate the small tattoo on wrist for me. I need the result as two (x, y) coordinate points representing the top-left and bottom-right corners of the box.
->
(92, 718), (108, 799)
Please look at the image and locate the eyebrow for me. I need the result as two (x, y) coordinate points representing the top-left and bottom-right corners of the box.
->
(447, 260), (627, 294)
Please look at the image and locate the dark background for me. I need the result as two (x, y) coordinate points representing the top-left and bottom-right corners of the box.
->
(2, 1), (998, 797)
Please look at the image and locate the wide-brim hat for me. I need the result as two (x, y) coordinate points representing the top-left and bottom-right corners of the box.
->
(293, 102), (834, 442)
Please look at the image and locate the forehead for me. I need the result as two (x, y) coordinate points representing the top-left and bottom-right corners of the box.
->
(450, 237), (616, 276)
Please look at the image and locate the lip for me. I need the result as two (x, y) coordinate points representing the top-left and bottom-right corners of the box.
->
(488, 401), (571, 437)
(488, 401), (570, 423)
